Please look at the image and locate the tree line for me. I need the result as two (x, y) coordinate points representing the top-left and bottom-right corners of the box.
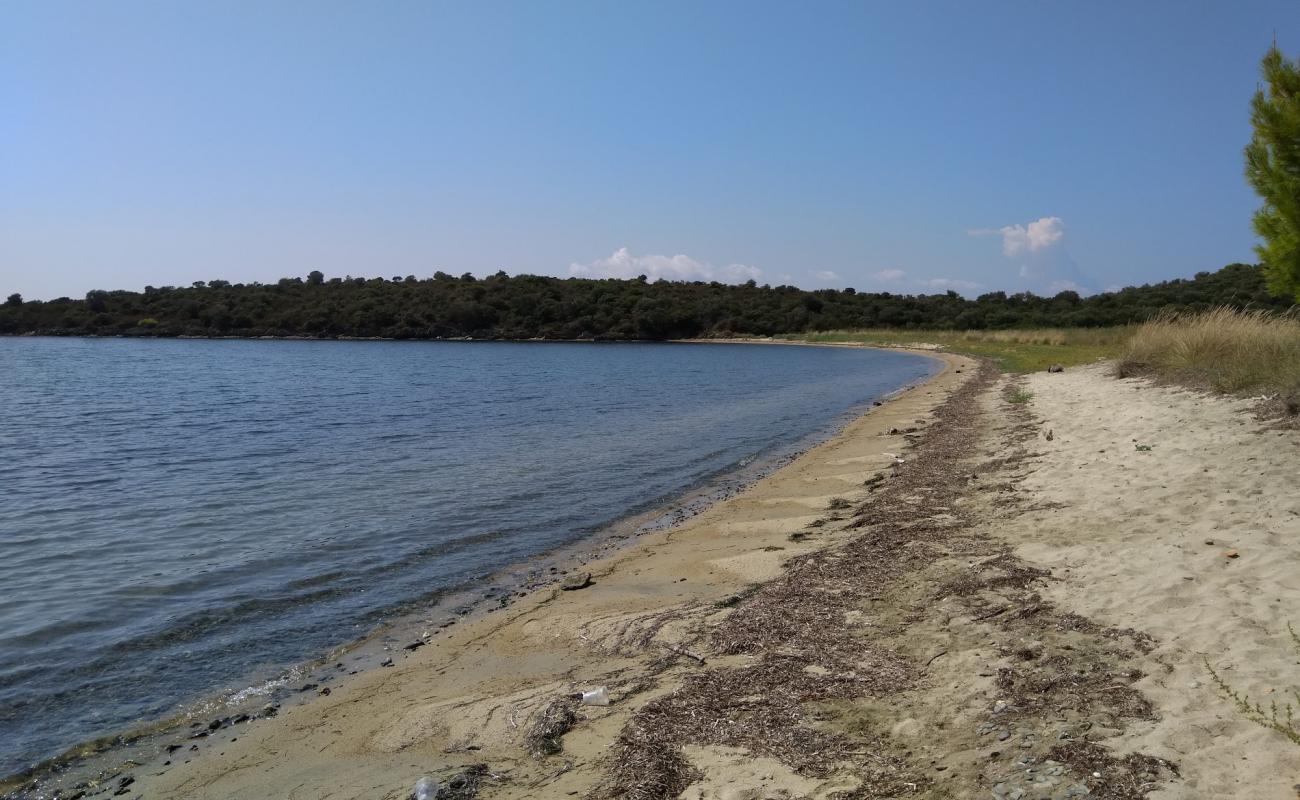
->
(0, 262), (1293, 341)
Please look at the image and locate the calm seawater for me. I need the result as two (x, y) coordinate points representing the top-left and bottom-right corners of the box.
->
(0, 338), (936, 776)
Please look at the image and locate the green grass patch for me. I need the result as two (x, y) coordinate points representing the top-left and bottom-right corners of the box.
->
(778, 327), (1131, 373)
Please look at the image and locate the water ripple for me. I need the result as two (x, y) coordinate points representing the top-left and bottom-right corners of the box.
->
(0, 337), (936, 776)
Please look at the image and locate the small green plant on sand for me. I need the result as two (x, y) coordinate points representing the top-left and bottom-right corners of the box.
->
(1205, 622), (1300, 746)
(1007, 388), (1034, 404)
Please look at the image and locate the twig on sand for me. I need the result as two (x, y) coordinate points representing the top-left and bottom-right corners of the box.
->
(924, 650), (949, 667)
(661, 643), (707, 665)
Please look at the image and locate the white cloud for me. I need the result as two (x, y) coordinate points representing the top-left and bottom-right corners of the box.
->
(871, 269), (906, 282)
(923, 277), (982, 291)
(569, 247), (761, 284)
(970, 215), (1095, 294)
(814, 270), (839, 281)
(970, 216), (1065, 257)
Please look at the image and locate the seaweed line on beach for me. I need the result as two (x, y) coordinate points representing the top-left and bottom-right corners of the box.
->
(593, 361), (1001, 800)
(594, 363), (1180, 800)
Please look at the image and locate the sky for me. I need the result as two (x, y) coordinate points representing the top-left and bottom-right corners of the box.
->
(3, 1), (1299, 300)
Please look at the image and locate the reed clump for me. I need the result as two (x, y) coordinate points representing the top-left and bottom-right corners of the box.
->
(1117, 307), (1300, 399)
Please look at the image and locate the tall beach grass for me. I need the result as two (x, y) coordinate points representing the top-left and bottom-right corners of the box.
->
(1118, 307), (1300, 399)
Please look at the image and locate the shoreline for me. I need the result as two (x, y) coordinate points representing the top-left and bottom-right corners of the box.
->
(123, 353), (969, 800)
(7, 351), (970, 800)
(19, 355), (1298, 798)
(2, 344), (948, 798)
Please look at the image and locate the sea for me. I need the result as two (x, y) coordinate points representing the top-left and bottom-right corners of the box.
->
(0, 337), (937, 779)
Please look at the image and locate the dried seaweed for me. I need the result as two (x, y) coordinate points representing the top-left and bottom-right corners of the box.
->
(994, 655), (1154, 721)
(598, 364), (1175, 800)
(433, 764), (491, 800)
(525, 698), (578, 759)
(1047, 741), (1178, 800)
(937, 551), (1052, 598)
(595, 363), (1001, 800)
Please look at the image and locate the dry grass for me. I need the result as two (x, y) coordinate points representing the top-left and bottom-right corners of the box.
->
(1118, 307), (1300, 398)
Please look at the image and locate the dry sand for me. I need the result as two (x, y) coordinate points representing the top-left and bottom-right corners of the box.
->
(101, 355), (1300, 800)
(1010, 364), (1300, 798)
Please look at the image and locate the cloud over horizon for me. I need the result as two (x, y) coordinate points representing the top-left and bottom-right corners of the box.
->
(970, 216), (1065, 257)
(568, 247), (762, 284)
(970, 216), (1095, 295)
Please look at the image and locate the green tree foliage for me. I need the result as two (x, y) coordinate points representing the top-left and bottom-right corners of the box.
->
(4, 293), (20, 307)
(1246, 46), (1300, 301)
(0, 263), (1291, 340)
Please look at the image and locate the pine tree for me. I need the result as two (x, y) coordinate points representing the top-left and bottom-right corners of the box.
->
(1245, 46), (1300, 301)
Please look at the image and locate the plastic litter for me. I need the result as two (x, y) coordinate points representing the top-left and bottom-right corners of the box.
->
(414, 775), (439, 800)
(580, 686), (610, 706)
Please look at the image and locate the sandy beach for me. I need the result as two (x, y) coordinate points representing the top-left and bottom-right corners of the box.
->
(71, 352), (1300, 799)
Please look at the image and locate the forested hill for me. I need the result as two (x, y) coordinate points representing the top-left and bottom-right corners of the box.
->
(1, 263), (1292, 340)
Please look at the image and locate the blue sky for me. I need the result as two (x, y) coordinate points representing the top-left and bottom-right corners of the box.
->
(3, 1), (1298, 299)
